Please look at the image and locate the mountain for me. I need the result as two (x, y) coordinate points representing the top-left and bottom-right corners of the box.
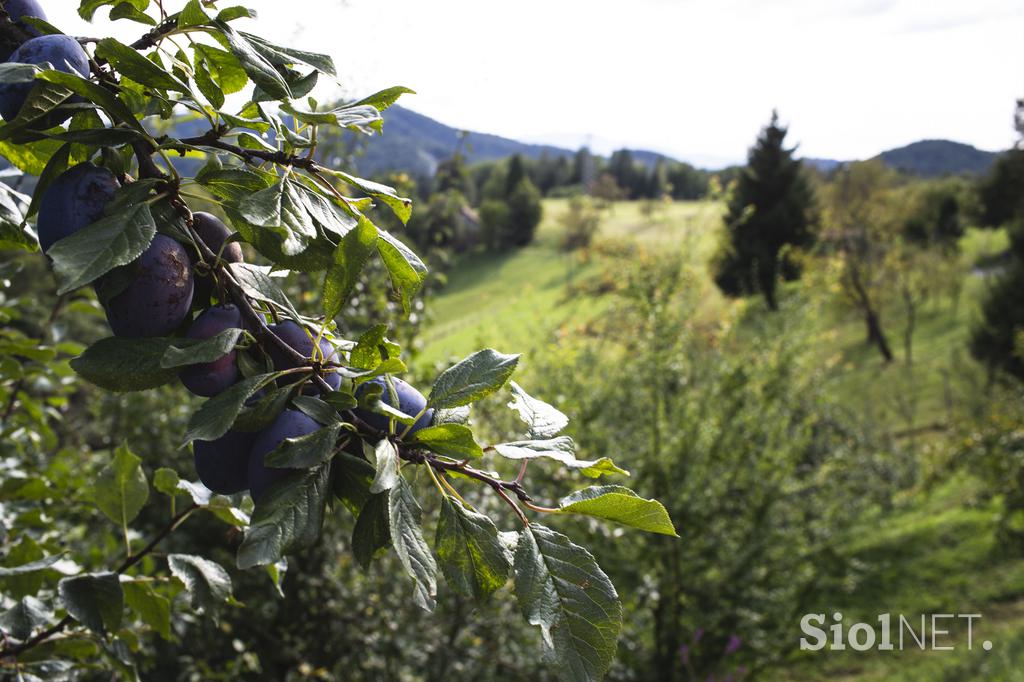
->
(352, 106), (677, 177)
(800, 140), (999, 177)
(873, 139), (998, 177)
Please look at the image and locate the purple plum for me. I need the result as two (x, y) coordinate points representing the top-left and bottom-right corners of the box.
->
(180, 304), (243, 397)
(103, 234), (194, 337)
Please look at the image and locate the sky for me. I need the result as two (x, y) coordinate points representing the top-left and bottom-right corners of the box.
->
(49, 0), (1024, 168)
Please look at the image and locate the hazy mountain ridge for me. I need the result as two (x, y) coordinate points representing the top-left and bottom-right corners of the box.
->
(357, 107), (1001, 179)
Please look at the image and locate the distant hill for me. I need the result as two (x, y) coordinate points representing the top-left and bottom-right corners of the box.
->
(353, 106), (676, 177)
(801, 140), (998, 177)
(873, 139), (998, 177)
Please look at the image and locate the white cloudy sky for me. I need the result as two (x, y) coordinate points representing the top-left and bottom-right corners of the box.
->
(49, 0), (1024, 167)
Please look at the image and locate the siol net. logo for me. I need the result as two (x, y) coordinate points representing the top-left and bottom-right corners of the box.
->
(800, 612), (992, 652)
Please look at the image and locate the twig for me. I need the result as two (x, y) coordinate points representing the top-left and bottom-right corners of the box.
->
(0, 504), (199, 661)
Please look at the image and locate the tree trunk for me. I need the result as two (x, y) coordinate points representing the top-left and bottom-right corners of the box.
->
(865, 309), (894, 362)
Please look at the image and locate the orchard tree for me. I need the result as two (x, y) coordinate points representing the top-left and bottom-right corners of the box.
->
(711, 110), (816, 310)
(0, 3), (675, 680)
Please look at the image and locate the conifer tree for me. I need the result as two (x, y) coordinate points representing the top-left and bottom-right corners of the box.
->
(971, 98), (1024, 380)
(712, 111), (816, 310)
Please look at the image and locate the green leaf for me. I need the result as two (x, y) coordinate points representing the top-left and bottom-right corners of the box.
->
(350, 323), (400, 370)
(167, 554), (233, 614)
(352, 491), (390, 568)
(109, 2), (157, 25)
(239, 32), (336, 77)
(215, 23), (290, 100)
(508, 381), (568, 439)
(348, 86), (415, 112)
(233, 386), (290, 433)
(217, 6), (257, 22)
(0, 180), (32, 250)
(377, 230), (426, 315)
(183, 373), (276, 445)
(48, 202), (157, 295)
(237, 176), (317, 256)
(264, 423), (342, 468)
(428, 349), (520, 409)
(0, 553), (63, 577)
(178, 0), (211, 27)
(514, 524), (622, 682)
(0, 596), (52, 641)
(331, 454), (375, 516)
(0, 538), (49, 598)
(332, 171), (413, 224)
(436, 498), (511, 603)
(410, 424), (483, 459)
(35, 70), (146, 133)
(368, 439), (399, 494)
(122, 580), (171, 640)
(25, 142), (70, 221)
(91, 444), (149, 527)
(71, 336), (180, 392)
(58, 573), (124, 635)
(160, 327), (242, 368)
(266, 558), (287, 598)
(557, 486), (677, 536)
(193, 44), (247, 95)
(152, 468), (180, 497)
(493, 437), (629, 478)
(80, 0), (147, 20)
(0, 81), (71, 139)
(0, 63), (40, 84)
(236, 464), (331, 569)
(321, 390), (358, 412)
(389, 478), (437, 610)
(0, 136), (64, 175)
(193, 58), (224, 108)
(291, 394), (341, 426)
(95, 38), (191, 93)
(227, 262), (302, 321)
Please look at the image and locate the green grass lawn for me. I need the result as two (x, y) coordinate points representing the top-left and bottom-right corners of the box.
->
(413, 198), (1019, 680)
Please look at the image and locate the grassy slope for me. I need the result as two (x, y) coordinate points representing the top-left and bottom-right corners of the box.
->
(413, 199), (1022, 679)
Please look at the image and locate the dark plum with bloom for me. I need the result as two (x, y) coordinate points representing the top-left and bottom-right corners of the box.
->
(354, 376), (433, 436)
(248, 409), (319, 500)
(266, 320), (341, 391)
(194, 429), (253, 495)
(179, 305), (243, 397)
(36, 163), (119, 252)
(0, 34), (89, 121)
(103, 234), (194, 337)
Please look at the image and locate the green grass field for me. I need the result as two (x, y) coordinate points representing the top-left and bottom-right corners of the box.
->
(412, 198), (1019, 680)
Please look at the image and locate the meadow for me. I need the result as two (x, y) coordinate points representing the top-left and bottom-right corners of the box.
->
(413, 198), (1024, 681)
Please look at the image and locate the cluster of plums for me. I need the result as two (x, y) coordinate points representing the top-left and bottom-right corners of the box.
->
(6, 1), (436, 500)
(37, 161), (436, 497)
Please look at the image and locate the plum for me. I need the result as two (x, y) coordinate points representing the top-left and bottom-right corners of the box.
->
(193, 212), (243, 263)
(103, 234), (194, 337)
(194, 429), (253, 495)
(36, 163), (118, 253)
(179, 304), (243, 397)
(248, 408), (319, 500)
(354, 376), (433, 436)
(2, 0), (47, 39)
(266, 320), (342, 391)
(0, 34), (89, 122)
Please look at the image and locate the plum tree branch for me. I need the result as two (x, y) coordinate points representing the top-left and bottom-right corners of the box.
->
(0, 503), (199, 662)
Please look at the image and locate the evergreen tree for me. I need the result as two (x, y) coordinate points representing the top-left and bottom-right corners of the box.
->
(711, 111), (816, 310)
(505, 154), (527, 195)
(971, 99), (1024, 381)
